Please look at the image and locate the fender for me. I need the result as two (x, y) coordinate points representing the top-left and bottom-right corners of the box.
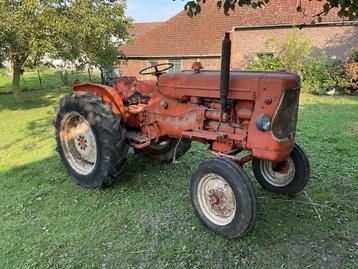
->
(73, 83), (127, 121)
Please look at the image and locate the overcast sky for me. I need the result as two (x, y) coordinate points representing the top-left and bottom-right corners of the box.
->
(126, 0), (185, 22)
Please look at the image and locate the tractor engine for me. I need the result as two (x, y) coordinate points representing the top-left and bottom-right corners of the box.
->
(149, 68), (300, 162)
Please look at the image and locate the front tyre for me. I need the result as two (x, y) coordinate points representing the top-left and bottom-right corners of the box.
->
(190, 158), (257, 238)
(54, 92), (129, 188)
(252, 143), (310, 195)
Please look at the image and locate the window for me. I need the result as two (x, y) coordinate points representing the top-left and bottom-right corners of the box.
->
(167, 58), (182, 73)
(148, 60), (159, 67)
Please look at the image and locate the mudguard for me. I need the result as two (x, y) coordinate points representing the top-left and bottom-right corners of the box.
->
(73, 83), (126, 120)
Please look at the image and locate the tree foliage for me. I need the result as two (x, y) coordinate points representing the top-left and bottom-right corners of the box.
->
(181, 0), (358, 21)
(244, 55), (284, 71)
(0, 0), (131, 101)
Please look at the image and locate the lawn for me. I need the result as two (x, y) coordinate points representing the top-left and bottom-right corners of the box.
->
(0, 89), (357, 268)
(0, 69), (101, 94)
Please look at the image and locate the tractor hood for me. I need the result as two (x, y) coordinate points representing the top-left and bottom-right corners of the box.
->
(158, 70), (299, 101)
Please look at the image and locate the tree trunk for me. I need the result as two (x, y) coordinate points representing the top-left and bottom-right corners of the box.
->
(58, 71), (64, 84)
(100, 68), (105, 84)
(12, 61), (24, 102)
(88, 67), (92, 81)
(37, 70), (42, 89)
(64, 70), (69, 86)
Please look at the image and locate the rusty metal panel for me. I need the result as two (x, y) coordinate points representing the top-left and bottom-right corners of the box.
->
(271, 88), (300, 141)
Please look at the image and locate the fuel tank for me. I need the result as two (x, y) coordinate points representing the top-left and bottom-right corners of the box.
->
(158, 70), (299, 101)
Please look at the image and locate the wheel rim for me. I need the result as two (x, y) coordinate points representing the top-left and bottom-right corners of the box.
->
(60, 112), (97, 175)
(197, 173), (236, 226)
(259, 157), (295, 187)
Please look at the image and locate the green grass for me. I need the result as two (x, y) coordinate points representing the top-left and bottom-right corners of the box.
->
(0, 90), (357, 268)
(0, 69), (101, 94)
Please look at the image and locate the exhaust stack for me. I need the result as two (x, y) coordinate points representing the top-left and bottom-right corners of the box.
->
(220, 32), (231, 112)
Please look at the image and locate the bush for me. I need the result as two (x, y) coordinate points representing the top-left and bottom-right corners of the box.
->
(344, 63), (358, 89)
(244, 55), (284, 71)
(244, 31), (350, 94)
(348, 50), (358, 63)
(301, 57), (330, 93)
(325, 61), (351, 90)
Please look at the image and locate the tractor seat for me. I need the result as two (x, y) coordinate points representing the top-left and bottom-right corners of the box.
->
(112, 77), (156, 104)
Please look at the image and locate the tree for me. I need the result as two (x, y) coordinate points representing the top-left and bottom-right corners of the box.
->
(0, 0), (131, 102)
(181, 0), (358, 21)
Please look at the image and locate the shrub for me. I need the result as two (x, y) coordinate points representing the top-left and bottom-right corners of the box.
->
(344, 63), (358, 89)
(348, 50), (358, 63)
(325, 61), (351, 90)
(244, 31), (350, 94)
(244, 55), (284, 71)
(300, 56), (330, 93)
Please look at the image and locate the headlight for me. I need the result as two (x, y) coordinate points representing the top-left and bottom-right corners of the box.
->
(256, 113), (271, 131)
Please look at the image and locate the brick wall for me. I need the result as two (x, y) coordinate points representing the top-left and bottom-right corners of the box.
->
(232, 25), (358, 68)
(182, 58), (221, 70)
(120, 24), (357, 76)
(119, 60), (142, 77)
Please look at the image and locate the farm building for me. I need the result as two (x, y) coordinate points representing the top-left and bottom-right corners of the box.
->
(120, 0), (358, 78)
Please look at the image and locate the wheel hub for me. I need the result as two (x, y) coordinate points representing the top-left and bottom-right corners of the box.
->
(73, 128), (96, 163)
(197, 173), (236, 226)
(207, 188), (232, 216)
(77, 135), (87, 151)
(208, 191), (221, 205)
(60, 112), (97, 175)
(260, 157), (295, 187)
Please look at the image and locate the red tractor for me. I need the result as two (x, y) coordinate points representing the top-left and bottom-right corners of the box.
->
(54, 33), (310, 238)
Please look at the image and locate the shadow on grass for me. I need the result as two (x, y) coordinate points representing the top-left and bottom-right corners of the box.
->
(1, 118), (55, 152)
(0, 151), (178, 190)
(0, 88), (70, 111)
(0, 71), (101, 94)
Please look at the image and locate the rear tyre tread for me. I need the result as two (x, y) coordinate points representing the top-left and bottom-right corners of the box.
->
(54, 92), (129, 188)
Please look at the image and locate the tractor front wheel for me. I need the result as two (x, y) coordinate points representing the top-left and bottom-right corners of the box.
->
(54, 92), (129, 188)
(190, 158), (257, 238)
(252, 143), (310, 196)
(141, 136), (191, 162)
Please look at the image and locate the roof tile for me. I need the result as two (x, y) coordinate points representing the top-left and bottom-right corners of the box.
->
(122, 0), (343, 57)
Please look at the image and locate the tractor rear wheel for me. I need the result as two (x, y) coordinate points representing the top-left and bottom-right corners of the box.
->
(190, 158), (257, 238)
(252, 143), (310, 196)
(54, 92), (129, 188)
(142, 136), (191, 162)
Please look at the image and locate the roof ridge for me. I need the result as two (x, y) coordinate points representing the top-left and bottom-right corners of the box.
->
(134, 22), (163, 25)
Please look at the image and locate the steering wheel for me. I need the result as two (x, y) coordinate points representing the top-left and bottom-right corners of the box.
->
(139, 63), (174, 76)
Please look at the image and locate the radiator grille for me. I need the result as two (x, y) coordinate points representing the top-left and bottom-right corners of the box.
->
(271, 88), (300, 141)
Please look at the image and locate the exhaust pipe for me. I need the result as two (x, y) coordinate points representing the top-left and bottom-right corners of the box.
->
(220, 32), (231, 112)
